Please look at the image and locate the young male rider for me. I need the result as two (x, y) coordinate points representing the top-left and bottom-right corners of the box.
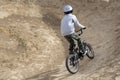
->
(61, 5), (87, 55)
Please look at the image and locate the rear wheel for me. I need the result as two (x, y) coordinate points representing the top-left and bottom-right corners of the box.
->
(66, 54), (80, 74)
(84, 43), (94, 59)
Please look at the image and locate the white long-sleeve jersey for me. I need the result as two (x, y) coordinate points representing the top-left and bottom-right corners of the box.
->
(61, 14), (85, 36)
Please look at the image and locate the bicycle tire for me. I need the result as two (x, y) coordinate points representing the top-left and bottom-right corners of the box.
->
(84, 42), (94, 59)
(66, 54), (80, 74)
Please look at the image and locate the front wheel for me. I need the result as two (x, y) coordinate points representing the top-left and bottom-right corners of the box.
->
(66, 54), (80, 74)
(84, 42), (94, 59)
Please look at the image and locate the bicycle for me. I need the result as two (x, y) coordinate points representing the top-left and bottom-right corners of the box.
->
(66, 29), (94, 74)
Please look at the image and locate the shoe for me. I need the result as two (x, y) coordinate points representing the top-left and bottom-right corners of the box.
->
(83, 49), (88, 55)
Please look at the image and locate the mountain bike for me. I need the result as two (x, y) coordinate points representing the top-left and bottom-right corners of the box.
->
(66, 29), (94, 74)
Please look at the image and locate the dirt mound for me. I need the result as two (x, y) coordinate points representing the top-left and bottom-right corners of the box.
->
(0, 0), (120, 80)
(0, 1), (65, 79)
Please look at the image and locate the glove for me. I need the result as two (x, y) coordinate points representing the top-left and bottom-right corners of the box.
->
(82, 27), (86, 29)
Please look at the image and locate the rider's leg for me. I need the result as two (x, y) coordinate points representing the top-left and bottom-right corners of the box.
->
(64, 36), (75, 54)
(70, 33), (85, 54)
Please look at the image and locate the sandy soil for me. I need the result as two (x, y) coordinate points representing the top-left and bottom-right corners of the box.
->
(0, 0), (120, 80)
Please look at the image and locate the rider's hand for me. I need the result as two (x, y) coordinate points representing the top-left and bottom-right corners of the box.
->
(82, 27), (86, 29)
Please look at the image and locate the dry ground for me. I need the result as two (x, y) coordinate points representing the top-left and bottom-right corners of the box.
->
(0, 0), (120, 80)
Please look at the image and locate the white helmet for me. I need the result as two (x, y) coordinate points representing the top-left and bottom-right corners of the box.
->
(64, 5), (73, 12)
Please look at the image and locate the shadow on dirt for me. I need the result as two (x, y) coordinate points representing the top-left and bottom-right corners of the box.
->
(42, 12), (60, 27)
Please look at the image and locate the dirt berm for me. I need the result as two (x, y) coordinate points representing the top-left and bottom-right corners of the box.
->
(0, 0), (120, 80)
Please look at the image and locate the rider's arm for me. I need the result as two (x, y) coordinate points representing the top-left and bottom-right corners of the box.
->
(72, 15), (86, 29)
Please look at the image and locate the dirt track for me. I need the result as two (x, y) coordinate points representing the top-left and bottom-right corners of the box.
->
(0, 0), (120, 80)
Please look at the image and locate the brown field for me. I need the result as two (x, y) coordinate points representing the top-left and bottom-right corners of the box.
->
(0, 0), (120, 80)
